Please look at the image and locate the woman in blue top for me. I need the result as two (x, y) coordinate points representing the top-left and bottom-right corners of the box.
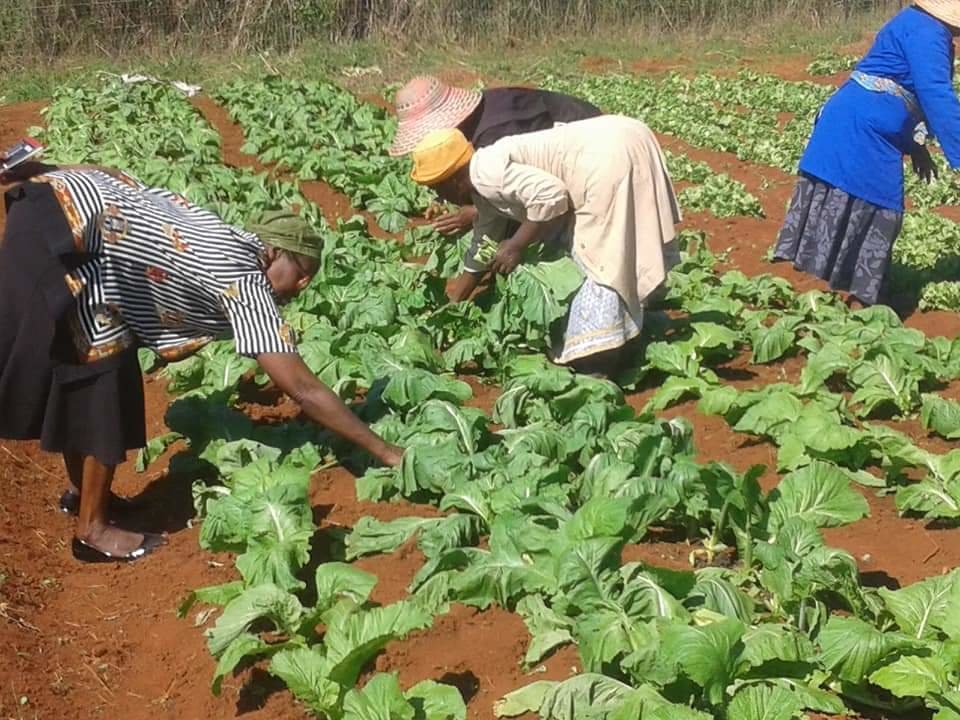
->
(775, 0), (960, 307)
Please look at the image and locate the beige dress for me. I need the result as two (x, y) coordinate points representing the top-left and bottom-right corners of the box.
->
(464, 115), (681, 362)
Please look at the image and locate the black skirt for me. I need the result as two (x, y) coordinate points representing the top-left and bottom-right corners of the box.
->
(0, 182), (145, 466)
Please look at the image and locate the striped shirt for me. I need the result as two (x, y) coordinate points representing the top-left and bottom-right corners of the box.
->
(33, 169), (297, 362)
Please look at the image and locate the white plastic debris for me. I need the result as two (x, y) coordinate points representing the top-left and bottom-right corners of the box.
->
(104, 72), (202, 97)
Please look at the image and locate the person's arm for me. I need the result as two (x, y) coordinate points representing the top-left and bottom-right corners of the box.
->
(0, 160), (56, 184)
(258, 352), (402, 466)
(446, 272), (482, 303)
(904, 20), (960, 168)
(221, 276), (402, 466)
(446, 195), (507, 303)
(487, 161), (570, 275)
(911, 144), (938, 183)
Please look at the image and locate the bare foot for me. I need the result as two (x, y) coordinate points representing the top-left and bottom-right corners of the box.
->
(76, 522), (153, 557)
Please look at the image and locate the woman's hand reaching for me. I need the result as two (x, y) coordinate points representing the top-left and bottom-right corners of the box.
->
(491, 237), (525, 275)
(426, 204), (478, 235)
(911, 146), (938, 185)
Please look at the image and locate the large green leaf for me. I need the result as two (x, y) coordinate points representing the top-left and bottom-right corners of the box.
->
(405, 680), (467, 720)
(537, 674), (634, 720)
(725, 684), (803, 720)
(381, 369), (472, 411)
(269, 647), (342, 715)
(346, 517), (440, 560)
(879, 570), (960, 640)
(733, 390), (803, 439)
(688, 570), (754, 623)
(660, 618), (746, 705)
(750, 316), (801, 365)
(767, 461), (869, 536)
(921, 394), (960, 440)
(516, 596), (574, 667)
(870, 655), (949, 698)
(740, 624), (815, 671)
(206, 583), (303, 657)
(798, 342), (853, 395)
(343, 673), (414, 720)
(575, 611), (657, 674)
(452, 520), (556, 609)
(510, 257), (585, 327)
(849, 354), (919, 417)
(896, 477), (960, 519)
(413, 400), (488, 454)
(324, 600), (434, 687)
(645, 341), (701, 378)
(818, 616), (918, 683)
(494, 682), (555, 718)
(315, 563), (379, 611)
(608, 682), (714, 720)
(619, 565), (690, 621)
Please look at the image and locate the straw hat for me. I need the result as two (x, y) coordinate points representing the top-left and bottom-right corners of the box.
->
(410, 129), (475, 185)
(916, 0), (960, 28)
(388, 76), (482, 157)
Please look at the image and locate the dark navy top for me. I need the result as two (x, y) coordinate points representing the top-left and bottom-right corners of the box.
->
(458, 88), (601, 149)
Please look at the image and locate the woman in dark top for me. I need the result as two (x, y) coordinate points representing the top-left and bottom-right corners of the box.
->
(389, 76), (601, 235)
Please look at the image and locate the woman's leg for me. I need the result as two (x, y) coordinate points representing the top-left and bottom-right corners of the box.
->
(64, 450), (83, 496)
(74, 455), (145, 556)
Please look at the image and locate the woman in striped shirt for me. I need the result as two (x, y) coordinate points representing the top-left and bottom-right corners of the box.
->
(0, 163), (402, 563)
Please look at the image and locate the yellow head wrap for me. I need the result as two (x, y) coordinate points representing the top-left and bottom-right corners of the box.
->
(410, 129), (475, 186)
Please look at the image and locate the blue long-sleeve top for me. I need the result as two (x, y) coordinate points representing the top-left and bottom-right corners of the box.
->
(799, 5), (960, 211)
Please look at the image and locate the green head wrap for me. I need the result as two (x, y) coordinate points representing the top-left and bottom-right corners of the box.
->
(249, 211), (324, 260)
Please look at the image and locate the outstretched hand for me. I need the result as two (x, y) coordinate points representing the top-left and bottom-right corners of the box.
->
(378, 444), (405, 468)
(491, 237), (524, 275)
(427, 205), (478, 236)
(911, 146), (938, 185)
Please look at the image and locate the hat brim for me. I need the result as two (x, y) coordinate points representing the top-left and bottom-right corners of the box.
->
(389, 87), (482, 157)
(916, 0), (960, 28)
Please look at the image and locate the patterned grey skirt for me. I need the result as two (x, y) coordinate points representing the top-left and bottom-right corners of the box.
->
(773, 173), (903, 306)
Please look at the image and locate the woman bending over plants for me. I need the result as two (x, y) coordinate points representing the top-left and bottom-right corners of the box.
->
(388, 75), (601, 236)
(408, 115), (681, 378)
(0, 162), (402, 563)
(774, 0), (960, 309)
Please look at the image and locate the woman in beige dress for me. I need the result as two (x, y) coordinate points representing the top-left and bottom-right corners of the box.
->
(409, 114), (681, 376)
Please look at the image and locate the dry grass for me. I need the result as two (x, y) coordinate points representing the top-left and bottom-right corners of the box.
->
(0, 0), (897, 103)
(3, 0), (899, 57)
